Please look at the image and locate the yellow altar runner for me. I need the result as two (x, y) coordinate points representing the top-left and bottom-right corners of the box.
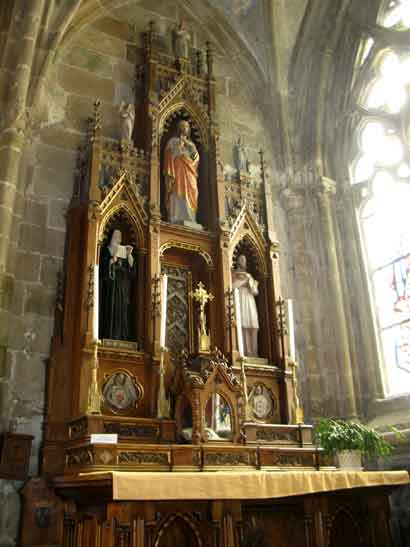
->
(73, 470), (410, 501)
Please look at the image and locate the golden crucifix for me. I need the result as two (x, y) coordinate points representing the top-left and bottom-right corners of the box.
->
(190, 281), (214, 353)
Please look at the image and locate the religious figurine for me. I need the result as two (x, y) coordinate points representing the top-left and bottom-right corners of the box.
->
(233, 136), (249, 173)
(163, 120), (200, 225)
(103, 371), (140, 412)
(232, 255), (259, 356)
(119, 102), (135, 141)
(99, 229), (135, 341)
(173, 19), (191, 59)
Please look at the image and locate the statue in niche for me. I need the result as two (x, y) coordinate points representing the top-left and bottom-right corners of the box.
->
(103, 371), (140, 412)
(232, 254), (259, 356)
(234, 136), (250, 173)
(173, 19), (191, 59)
(163, 119), (200, 226)
(119, 102), (135, 141)
(100, 229), (135, 341)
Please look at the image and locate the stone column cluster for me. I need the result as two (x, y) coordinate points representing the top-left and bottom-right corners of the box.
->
(316, 177), (358, 418)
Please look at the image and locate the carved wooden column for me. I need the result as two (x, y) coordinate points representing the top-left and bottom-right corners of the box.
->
(76, 108), (103, 416)
(137, 248), (148, 349)
(82, 104), (103, 349)
(211, 501), (223, 547)
(218, 230), (235, 358)
(366, 493), (393, 547)
(316, 177), (357, 418)
(261, 153), (285, 365)
(213, 130), (225, 231)
(303, 496), (328, 547)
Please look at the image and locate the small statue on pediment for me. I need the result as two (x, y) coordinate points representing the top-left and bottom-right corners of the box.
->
(234, 136), (250, 173)
(119, 102), (135, 141)
(173, 19), (191, 59)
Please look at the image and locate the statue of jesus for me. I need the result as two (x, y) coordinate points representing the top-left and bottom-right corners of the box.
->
(163, 120), (200, 225)
(232, 254), (259, 357)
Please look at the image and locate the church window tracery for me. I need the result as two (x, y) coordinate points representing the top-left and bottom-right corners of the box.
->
(351, 4), (410, 394)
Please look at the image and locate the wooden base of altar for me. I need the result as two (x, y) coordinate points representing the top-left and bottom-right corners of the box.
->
(21, 470), (409, 547)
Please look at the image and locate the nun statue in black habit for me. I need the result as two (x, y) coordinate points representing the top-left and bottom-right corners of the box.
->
(99, 229), (136, 341)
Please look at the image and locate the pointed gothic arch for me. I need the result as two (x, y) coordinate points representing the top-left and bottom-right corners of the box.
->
(154, 513), (202, 547)
(99, 203), (145, 250)
(229, 207), (268, 277)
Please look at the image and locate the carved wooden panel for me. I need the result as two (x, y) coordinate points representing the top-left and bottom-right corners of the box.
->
(162, 264), (192, 355)
(328, 509), (362, 547)
(242, 503), (307, 547)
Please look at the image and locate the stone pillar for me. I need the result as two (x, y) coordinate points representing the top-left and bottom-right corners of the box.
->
(336, 189), (384, 406)
(0, 0), (45, 435)
(316, 177), (357, 418)
(0, 0), (45, 271)
(0, 481), (21, 547)
(281, 186), (329, 418)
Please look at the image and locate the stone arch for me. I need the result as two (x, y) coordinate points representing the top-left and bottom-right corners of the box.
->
(31, 0), (268, 128)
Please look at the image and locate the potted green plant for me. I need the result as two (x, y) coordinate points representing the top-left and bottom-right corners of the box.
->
(315, 418), (394, 470)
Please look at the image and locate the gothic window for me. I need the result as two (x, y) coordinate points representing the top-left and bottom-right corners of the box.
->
(351, 4), (410, 395)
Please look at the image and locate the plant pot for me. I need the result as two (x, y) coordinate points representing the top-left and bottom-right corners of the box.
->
(336, 449), (363, 471)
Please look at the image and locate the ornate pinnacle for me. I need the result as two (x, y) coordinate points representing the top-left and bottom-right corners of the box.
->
(206, 41), (214, 77)
(91, 99), (102, 140)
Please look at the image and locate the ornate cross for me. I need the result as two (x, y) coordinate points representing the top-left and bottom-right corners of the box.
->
(190, 282), (214, 352)
(190, 281), (214, 308)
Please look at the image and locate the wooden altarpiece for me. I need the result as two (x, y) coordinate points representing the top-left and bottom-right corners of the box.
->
(41, 23), (313, 479)
(20, 22), (404, 547)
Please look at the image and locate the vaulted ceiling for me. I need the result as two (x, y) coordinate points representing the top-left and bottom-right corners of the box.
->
(2, 0), (385, 183)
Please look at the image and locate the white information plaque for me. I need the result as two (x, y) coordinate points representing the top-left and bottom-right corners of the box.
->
(90, 434), (118, 444)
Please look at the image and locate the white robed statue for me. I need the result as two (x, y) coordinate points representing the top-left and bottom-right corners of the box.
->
(232, 254), (259, 357)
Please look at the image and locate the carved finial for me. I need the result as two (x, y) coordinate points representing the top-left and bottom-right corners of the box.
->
(206, 41), (213, 77)
(259, 149), (266, 173)
(151, 275), (161, 317)
(56, 270), (64, 313)
(276, 297), (288, 337)
(92, 99), (102, 140)
(143, 21), (155, 56)
(196, 49), (203, 76)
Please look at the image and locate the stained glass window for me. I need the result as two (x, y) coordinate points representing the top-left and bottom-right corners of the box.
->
(351, 7), (410, 395)
(380, 0), (410, 30)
